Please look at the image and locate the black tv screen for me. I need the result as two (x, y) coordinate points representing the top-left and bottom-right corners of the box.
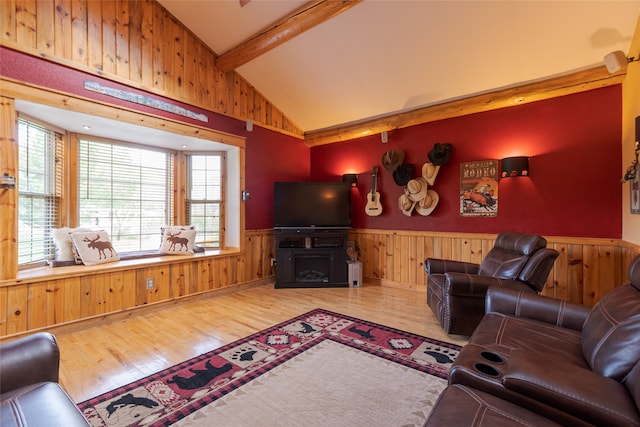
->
(274, 182), (351, 229)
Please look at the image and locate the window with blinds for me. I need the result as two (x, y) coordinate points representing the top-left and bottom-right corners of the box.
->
(186, 154), (223, 248)
(78, 139), (175, 252)
(17, 118), (64, 265)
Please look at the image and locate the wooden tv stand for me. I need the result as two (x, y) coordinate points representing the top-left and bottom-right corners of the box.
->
(274, 229), (349, 288)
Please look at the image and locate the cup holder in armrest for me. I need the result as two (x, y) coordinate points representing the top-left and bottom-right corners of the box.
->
(473, 363), (501, 377)
(480, 351), (505, 364)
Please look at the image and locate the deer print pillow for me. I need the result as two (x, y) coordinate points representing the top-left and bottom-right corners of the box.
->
(69, 230), (120, 265)
(159, 226), (196, 255)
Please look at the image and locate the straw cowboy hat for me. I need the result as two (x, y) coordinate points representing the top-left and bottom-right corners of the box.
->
(398, 193), (416, 217)
(382, 150), (405, 171)
(405, 177), (428, 202)
(415, 189), (439, 216)
(422, 162), (440, 186)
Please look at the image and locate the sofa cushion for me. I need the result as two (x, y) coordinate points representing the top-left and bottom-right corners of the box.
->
(425, 384), (562, 426)
(624, 360), (640, 410)
(478, 250), (529, 279)
(478, 232), (547, 279)
(470, 312), (588, 367)
(581, 284), (640, 381)
(503, 350), (640, 427)
(0, 382), (89, 427)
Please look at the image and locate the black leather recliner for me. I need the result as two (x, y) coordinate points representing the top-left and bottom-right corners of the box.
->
(425, 231), (559, 336)
(0, 332), (90, 427)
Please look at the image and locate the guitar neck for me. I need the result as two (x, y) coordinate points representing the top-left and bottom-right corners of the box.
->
(371, 167), (378, 193)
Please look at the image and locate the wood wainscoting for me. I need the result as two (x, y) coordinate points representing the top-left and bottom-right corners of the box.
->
(0, 230), (275, 338)
(1, 228), (639, 339)
(348, 229), (640, 307)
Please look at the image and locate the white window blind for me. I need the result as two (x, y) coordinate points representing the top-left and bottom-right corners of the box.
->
(186, 154), (222, 248)
(78, 139), (174, 252)
(17, 118), (63, 265)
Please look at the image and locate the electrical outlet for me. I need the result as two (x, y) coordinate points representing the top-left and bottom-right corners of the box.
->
(146, 277), (155, 289)
(271, 258), (277, 266)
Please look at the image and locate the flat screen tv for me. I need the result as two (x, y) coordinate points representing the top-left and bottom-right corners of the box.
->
(274, 181), (351, 229)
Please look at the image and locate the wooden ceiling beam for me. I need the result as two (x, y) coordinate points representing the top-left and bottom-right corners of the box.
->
(215, 0), (363, 72)
(303, 66), (626, 147)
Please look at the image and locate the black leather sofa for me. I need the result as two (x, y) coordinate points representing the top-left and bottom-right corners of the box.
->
(425, 254), (640, 426)
(0, 332), (90, 427)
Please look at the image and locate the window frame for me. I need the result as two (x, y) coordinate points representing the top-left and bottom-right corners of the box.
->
(185, 152), (225, 249)
(76, 135), (177, 254)
(7, 88), (246, 275)
(16, 115), (65, 267)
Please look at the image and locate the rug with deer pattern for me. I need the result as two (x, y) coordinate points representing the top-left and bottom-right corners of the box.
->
(78, 308), (461, 427)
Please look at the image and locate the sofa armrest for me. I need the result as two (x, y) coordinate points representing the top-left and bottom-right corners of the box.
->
(486, 287), (589, 331)
(444, 273), (530, 297)
(425, 258), (479, 275)
(0, 332), (60, 393)
(503, 350), (640, 427)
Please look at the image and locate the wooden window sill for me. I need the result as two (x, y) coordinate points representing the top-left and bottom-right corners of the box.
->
(2, 248), (241, 287)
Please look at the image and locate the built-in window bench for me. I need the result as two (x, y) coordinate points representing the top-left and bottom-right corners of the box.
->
(0, 246), (269, 338)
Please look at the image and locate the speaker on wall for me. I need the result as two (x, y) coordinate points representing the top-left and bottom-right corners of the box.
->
(604, 51), (628, 73)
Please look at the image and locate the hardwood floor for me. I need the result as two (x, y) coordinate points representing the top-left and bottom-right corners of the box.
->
(52, 283), (468, 403)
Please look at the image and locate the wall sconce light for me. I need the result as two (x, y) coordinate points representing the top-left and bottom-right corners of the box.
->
(342, 173), (358, 187)
(381, 131), (389, 143)
(604, 50), (639, 73)
(501, 156), (529, 178)
(245, 119), (253, 132)
(0, 172), (16, 189)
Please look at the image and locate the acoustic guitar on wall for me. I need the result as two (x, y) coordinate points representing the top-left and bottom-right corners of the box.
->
(365, 166), (383, 216)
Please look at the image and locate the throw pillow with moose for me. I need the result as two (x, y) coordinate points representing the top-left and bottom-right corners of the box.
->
(159, 226), (196, 255)
(69, 230), (120, 265)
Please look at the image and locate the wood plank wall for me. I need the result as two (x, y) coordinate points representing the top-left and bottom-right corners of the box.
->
(0, 0), (303, 138)
(2, 228), (639, 339)
(0, 229), (276, 338)
(347, 230), (640, 307)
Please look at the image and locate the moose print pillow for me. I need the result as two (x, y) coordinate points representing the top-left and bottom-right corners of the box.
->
(70, 230), (120, 266)
(159, 226), (196, 255)
(52, 227), (92, 261)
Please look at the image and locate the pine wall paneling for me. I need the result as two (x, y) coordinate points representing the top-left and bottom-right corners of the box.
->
(1, 228), (639, 338)
(347, 229), (640, 306)
(0, 0), (303, 138)
(0, 96), (18, 280)
(0, 229), (275, 338)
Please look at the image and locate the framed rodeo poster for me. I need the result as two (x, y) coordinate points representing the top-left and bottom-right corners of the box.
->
(460, 160), (499, 217)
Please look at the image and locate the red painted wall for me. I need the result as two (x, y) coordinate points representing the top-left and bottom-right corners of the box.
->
(311, 87), (622, 239)
(2, 48), (622, 238)
(0, 47), (309, 231)
(244, 126), (309, 229)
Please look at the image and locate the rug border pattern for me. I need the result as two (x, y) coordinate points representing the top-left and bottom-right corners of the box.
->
(79, 308), (460, 427)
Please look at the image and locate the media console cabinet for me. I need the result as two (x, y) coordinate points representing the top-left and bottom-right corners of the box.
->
(274, 229), (349, 288)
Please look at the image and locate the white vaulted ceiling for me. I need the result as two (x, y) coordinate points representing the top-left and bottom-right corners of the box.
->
(158, 0), (640, 132)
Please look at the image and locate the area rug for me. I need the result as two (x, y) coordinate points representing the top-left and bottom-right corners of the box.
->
(79, 308), (461, 427)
